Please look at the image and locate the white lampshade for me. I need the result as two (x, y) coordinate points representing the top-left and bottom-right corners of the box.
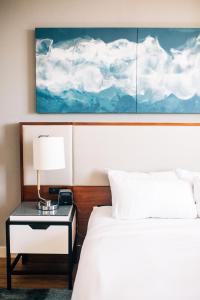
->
(33, 136), (65, 170)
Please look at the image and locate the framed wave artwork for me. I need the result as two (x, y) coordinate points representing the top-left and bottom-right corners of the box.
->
(35, 28), (200, 114)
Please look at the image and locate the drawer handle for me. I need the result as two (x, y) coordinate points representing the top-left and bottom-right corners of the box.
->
(29, 224), (50, 230)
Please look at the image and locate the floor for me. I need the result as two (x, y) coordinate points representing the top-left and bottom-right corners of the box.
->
(0, 257), (77, 289)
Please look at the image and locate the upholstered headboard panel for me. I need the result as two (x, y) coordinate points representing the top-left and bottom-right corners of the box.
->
(73, 125), (200, 185)
(20, 122), (200, 239)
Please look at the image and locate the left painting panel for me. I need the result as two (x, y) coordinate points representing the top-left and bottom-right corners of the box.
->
(35, 28), (137, 113)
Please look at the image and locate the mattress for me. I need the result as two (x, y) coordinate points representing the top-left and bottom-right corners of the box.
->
(72, 206), (200, 300)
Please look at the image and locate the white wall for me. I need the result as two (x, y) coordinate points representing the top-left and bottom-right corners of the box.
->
(0, 0), (200, 246)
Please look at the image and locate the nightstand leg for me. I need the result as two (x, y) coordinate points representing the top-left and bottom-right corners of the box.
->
(68, 224), (73, 290)
(69, 271), (72, 290)
(73, 237), (77, 264)
(6, 220), (11, 290)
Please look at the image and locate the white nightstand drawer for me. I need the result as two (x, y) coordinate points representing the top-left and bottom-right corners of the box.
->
(10, 225), (70, 254)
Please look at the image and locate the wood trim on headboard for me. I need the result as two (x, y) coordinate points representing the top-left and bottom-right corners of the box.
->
(19, 123), (24, 201)
(75, 122), (200, 126)
(20, 121), (200, 126)
(19, 121), (200, 242)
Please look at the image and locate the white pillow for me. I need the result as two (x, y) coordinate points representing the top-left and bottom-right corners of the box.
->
(176, 168), (200, 217)
(193, 177), (200, 217)
(176, 168), (200, 184)
(108, 170), (197, 220)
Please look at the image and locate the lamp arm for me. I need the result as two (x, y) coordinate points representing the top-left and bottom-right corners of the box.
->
(37, 190), (49, 203)
(36, 170), (51, 205)
(37, 169), (40, 192)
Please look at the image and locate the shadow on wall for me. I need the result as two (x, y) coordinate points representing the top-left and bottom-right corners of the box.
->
(0, 124), (21, 245)
(27, 29), (35, 114)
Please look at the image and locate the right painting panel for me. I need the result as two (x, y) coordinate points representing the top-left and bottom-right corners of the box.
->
(137, 28), (200, 113)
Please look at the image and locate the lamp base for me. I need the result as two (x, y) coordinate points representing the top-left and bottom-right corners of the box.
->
(37, 200), (59, 211)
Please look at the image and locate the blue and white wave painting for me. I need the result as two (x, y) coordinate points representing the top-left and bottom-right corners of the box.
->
(137, 28), (200, 113)
(36, 28), (200, 114)
(36, 28), (137, 113)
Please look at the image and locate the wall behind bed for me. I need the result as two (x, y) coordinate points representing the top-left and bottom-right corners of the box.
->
(0, 0), (200, 250)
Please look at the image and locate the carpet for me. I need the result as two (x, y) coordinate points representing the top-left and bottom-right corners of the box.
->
(0, 288), (72, 300)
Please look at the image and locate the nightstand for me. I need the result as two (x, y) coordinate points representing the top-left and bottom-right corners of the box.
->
(6, 202), (76, 290)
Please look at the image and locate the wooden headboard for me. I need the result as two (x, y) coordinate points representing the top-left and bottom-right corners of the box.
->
(20, 122), (200, 243)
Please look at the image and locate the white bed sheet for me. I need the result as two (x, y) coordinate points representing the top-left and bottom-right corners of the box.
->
(72, 206), (200, 300)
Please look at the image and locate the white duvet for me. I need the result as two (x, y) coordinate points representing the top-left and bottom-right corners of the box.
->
(72, 206), (200, 300)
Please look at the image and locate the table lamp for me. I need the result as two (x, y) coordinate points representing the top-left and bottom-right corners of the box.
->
(33, 135), (65, 211)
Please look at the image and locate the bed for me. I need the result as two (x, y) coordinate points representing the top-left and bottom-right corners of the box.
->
(72, 206), (200, 300)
